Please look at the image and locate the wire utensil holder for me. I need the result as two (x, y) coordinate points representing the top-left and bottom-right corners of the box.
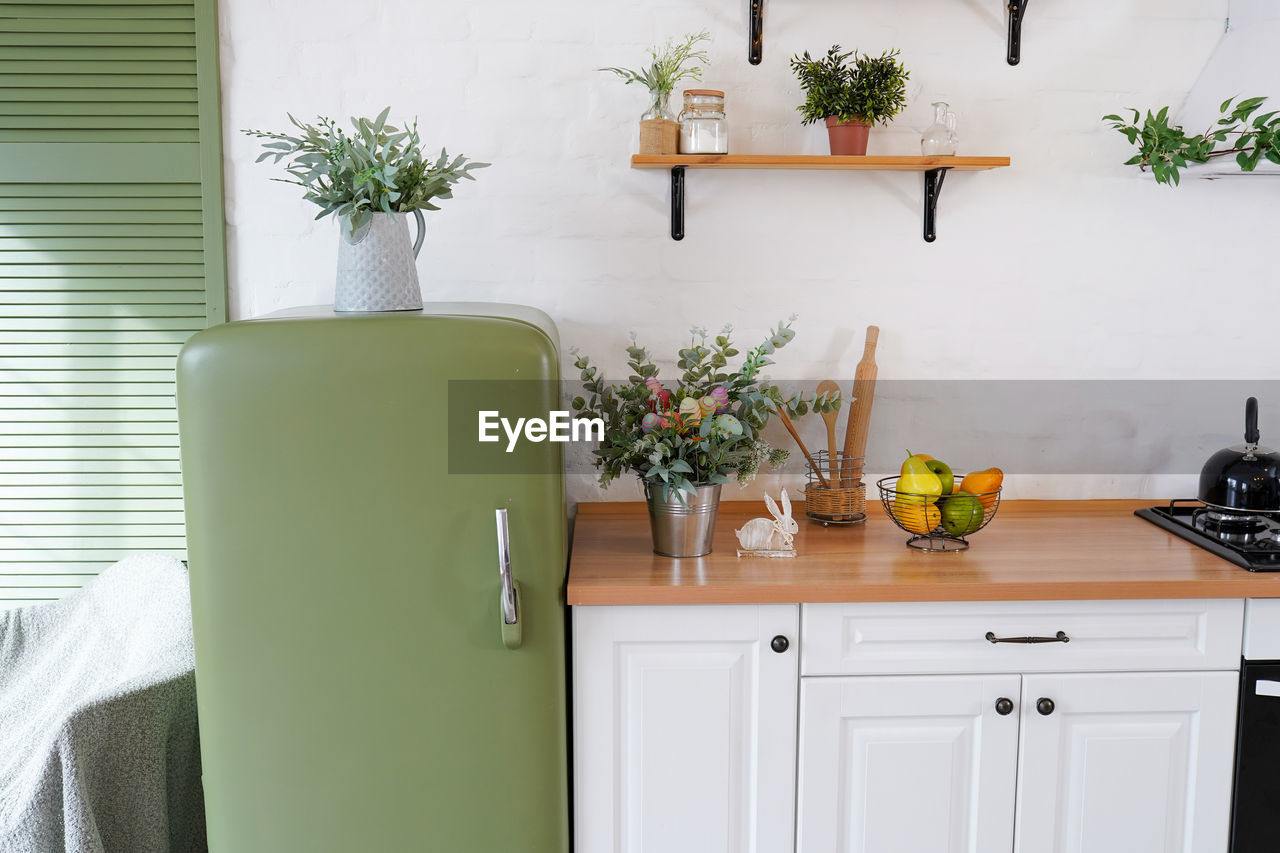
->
(804, 451), (866, 525)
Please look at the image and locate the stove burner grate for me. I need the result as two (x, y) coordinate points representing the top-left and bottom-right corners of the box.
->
(1194, 508), (1271, 538)
(1135, 500), (1280, 571)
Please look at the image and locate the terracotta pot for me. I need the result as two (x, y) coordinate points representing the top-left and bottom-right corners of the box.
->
(824, 116), (871, 156)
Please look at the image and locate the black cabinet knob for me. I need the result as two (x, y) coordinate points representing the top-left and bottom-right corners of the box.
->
(1036, 697), (1055, 716)
(995, 697), (1014, 716)
(770, 635), (790, 654)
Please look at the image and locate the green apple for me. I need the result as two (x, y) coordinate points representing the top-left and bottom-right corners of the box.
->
(940, 491), (984, 536)
(924, 459), (954, 495)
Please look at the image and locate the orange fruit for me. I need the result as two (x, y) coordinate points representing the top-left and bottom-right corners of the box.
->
(959, 468), (1004, 511)
(892, 497), (942, 535)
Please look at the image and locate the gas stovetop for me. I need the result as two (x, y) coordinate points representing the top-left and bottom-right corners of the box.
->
(1136, 500), (1280, 571)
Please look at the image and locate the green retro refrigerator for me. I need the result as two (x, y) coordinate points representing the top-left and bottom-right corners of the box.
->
(176, 304), (569, 853)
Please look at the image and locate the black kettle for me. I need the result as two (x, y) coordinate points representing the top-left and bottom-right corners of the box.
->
(1199, 397), (1280, 513)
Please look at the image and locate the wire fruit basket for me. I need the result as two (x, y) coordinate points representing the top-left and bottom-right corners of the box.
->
(804, 451), (866, 525)
(877, 475), (1002, 551)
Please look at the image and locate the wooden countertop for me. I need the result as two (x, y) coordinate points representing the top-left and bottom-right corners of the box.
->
(566, 500), (1280, 605)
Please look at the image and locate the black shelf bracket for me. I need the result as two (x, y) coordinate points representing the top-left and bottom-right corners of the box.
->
(923, 167), (950, 243)
(670, 166), (686, 241)
(1007, 0), (1029, 65)
(748, 0), (764, 65)
(664, 165), (963, 242)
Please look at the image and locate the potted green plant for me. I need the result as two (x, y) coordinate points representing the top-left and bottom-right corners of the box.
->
(790, 46), (910, 156)
(244, 109), (487, 312)
(600, 30), (711, 156)
(571, 320), (819, 557)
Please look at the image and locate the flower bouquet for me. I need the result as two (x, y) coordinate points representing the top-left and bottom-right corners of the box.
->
(571, 319), (810, 556)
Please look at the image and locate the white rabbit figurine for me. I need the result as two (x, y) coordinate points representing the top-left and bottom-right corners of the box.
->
(735, 489), (798, 552)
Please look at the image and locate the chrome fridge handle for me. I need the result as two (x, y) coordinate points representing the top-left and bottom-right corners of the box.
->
(495, 508), (522, 649)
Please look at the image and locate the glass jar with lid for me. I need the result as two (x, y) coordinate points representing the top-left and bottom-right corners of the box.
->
(678, 89), (728, 154)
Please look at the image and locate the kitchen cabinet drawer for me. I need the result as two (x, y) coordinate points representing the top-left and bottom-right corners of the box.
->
(802, 599), (1244, 676)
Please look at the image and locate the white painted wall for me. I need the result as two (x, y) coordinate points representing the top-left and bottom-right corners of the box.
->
(217, 0), (1273, 502)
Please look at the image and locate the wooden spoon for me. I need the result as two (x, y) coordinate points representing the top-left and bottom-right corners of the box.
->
(774, 406), (828, 489)
(815, 379), (842, 482)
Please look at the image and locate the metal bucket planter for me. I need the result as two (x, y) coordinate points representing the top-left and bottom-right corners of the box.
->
(645, 482), (722, 557)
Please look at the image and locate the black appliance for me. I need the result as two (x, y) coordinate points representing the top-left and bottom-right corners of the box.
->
(1230, 662), (1280, 851)
(1135, 500), (1280, 571)
(1199, 397), (1280, 513)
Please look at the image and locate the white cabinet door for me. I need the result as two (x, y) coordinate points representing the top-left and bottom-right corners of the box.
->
(797, 674), (1022, 853)
(1014, 672), (1239, 853)
(573, 604), (800, 853)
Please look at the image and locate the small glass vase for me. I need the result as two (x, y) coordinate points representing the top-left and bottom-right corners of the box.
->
(642, 89), (676, 122)
(921, 101), (958, 156)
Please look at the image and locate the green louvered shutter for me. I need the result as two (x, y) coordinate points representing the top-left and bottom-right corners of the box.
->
(0, 0), (226, 604)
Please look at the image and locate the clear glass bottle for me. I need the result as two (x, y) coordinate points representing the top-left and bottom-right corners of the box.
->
(642, 89), (676, 122)
(678, 89), (728, 154)
(921, 101), (958, 156)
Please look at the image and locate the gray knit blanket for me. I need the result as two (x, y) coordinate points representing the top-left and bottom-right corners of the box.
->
(0, 553), (206, 853)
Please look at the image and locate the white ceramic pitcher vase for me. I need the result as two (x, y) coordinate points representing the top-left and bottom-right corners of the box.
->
(334, 209), (426, 312)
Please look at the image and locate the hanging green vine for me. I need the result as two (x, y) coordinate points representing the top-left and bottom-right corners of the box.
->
(1103, 96), (1280, 186)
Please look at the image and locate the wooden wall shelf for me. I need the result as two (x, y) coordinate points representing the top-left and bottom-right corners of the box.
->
(629, 154), (1012, 241)
(631, 155), (1010, 171)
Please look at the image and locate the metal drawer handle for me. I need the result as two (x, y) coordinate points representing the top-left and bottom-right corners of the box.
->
(985, 630), (1069, 644)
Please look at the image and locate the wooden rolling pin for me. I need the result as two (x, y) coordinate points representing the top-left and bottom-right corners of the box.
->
(840, 325), (879, 487)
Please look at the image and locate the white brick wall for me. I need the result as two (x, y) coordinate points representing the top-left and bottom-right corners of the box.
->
(218, 0), (1268, 501)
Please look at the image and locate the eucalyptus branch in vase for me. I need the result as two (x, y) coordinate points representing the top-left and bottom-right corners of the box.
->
(243, 108), (488, 233)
